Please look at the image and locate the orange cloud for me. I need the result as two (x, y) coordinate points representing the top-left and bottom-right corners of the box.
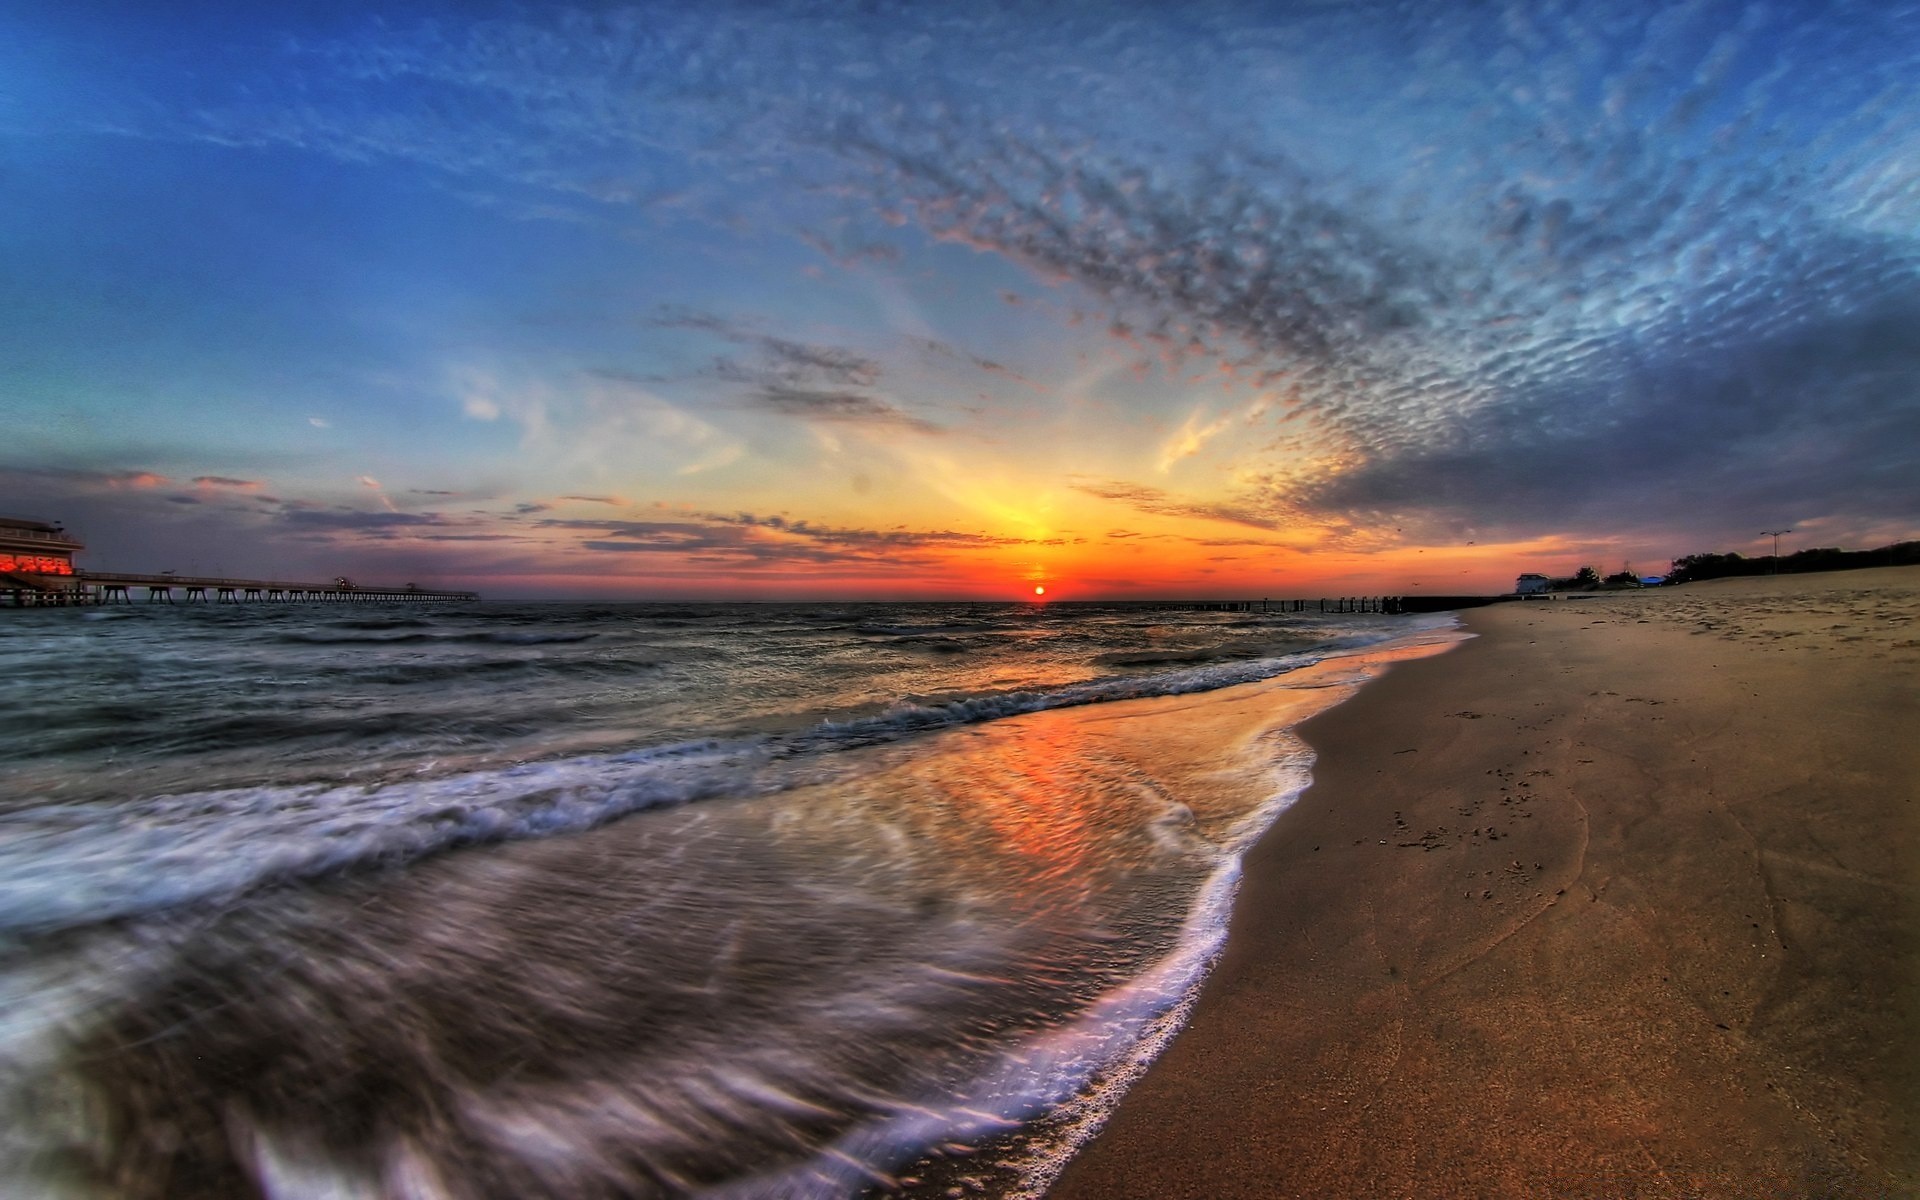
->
(102, 471), (171, 489)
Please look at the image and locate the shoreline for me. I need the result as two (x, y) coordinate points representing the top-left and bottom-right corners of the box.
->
(0, 611), (1471, 1200)
(1049, 566), (1920, 1198)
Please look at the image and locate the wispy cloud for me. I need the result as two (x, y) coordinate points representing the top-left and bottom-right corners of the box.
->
(281, 509), (445, 534)
(746, 386), (943, 434)
(648, 308), (944, 436)
(649, 310), (880, 386)
(101, 470), (171, 489)
(906, 336), (1041, 392)
(547, 507), (1064, 568)
(701, 509), (1065, 549)
(1070, 478), (1278, 533)
(456, 363), (744, 478)
(1157, 396), (1273, 474)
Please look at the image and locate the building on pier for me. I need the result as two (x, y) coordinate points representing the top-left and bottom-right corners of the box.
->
(1, 516), (85, 597)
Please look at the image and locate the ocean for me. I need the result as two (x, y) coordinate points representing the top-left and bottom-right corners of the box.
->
(0, 600), (1463, 1198)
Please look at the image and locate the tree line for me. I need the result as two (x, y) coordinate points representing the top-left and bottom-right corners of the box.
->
(1665, 540), (1920, 584)
(1533, 540), (1918, 592)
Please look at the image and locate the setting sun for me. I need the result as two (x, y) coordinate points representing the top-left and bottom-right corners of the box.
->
(1034, 585), (1046, 596)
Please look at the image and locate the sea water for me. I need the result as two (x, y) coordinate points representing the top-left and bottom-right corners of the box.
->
(0, 601), (1463, 1198)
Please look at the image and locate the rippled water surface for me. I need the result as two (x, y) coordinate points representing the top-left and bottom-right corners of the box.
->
(0, 602), (1461, 1198)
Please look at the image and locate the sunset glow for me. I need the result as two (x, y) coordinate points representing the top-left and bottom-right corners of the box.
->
(3, 3), (1915, 598)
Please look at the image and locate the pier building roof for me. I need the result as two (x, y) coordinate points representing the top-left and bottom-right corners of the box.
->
(0, 516), (83, 576)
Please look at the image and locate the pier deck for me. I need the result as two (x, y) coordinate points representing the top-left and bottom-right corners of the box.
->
(8, 571), (478, 606)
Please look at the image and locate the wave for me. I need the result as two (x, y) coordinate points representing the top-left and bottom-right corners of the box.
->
(0, 619), (1456, 941)
(277, 630), (600, 646)
(0, 738), (767, 943)
(1093, 648), (1224, 667)
(791, 626), (1452, 751)
(855, 620), (1007, 637)
(345, 656), (663, 686)
(329, 617), (436, 631)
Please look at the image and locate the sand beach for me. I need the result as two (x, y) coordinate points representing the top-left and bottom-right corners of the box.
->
(1052, 566), (1920, 1198)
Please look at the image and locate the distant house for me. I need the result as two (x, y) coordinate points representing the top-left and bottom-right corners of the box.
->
(1514, 573), (1552, 595)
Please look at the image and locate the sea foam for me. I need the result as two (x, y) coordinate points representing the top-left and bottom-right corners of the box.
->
(0, 621), (1458, 940)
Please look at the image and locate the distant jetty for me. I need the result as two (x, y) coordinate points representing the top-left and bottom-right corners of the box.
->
(1095, 595), (1508, 616)
(1164, 596), (1509, 615)
(1, 515), (478, 607)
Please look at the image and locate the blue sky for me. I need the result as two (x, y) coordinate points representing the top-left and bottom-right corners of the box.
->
(4, 0), (1916, 598)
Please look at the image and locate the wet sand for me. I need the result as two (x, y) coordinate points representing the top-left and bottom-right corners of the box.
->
(1051, 566), (1920, 1198)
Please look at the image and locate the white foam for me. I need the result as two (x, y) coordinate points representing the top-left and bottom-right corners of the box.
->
(714, 623), (1471, 1199)
(690, 742), (1321, 1200)
(0, 739), (767, 938)
(0, 620), (1469, 1200)
(0, 616), (1459, 943)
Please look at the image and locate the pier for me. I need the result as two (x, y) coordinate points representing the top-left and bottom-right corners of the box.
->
(7, 571), (478, 607)
(3, 514), (478, 606)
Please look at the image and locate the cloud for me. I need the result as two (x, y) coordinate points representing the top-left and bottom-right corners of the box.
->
(0, 467), (203, 501)
(792, 7), (1920, 543)
(1070, 478), (1279, 533)
(842, 127), (1450, 386)
(1157, 397), (1273, 474)
(0, 464), (543, 586)
(103, 470), (171, 489)
(907, 336), (1041, 391)
(548, 507), (1061, 568)
(566, 519), (895, 566)
(280, 509), (446, 533)
(644, 308), (945, 434)
(701, 510), (1060, 549)
(756, 342), (880, 388)
(650, 310), (881, 388)
(51, 1), (1920, 551)
(744, 386), (943, 434)
(799, 229), (905, 269)
(456, 363), (744, 478)
(1286, 299), (1920, 540)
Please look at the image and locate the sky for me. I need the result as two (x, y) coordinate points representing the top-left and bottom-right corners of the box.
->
(3, 0), (1917, 600)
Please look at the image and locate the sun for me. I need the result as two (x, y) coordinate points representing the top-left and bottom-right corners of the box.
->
(1033, 585), (1046, 596)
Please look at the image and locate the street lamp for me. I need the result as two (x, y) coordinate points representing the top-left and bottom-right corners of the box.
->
(1760, 529), (1792, 573)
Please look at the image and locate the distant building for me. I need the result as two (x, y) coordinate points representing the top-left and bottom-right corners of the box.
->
(0, 516), (83, 578)
(1514, 572), (1552, 595)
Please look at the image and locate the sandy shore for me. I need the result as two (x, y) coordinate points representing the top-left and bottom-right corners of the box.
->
(1050, 566), (1920, 1198)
